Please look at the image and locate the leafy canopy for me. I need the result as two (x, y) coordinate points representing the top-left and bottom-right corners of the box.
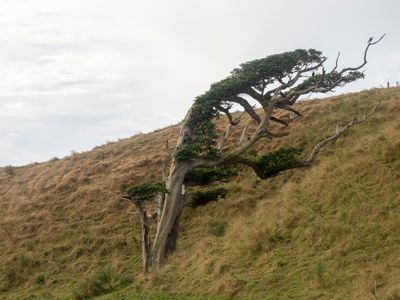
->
(175, 48), (361, 162)
(256, 147), (303, 177)
(189, 188), (228, 208)
(121, 182), (168, 203)
(184, 166), (237, 186)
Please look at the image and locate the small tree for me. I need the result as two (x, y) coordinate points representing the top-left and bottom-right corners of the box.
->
(4, 165), (15, 176)
(121, 182), (168, 273)
(123, 36), (384, 271)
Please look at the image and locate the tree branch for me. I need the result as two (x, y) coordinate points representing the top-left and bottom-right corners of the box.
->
(331, 52), (341, 72)
(218, 124), (232, 151)
(243, 87), (263, 101)
(239, 126), (247, 145)
(270, 116), (289, 126)
(277, 104), (302, 116)
(232, 96), (261, 124)
(303, 101), (381, 164)
(217, 106), (240, 126)
(286, 35), (385, 99)
(337, 34), (385, 76)
(264, 58), (328, 99)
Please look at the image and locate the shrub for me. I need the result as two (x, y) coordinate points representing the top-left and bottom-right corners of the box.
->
(189, 188), (227, 208)
(35, 274), (45, 285)
(209, 223), (227, 237)
(121, 182), (168, 203)
(73, 267), (117, 300)
(184, 167), (237, 186)
(257, 147), (303, 177)
(4, 165), (15, 176)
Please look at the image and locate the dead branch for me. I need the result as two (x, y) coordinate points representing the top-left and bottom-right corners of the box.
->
(218, 124), (232, 151)
(165, 139), (173, 158)
(282, 35), (385, 100)
(304, 101), (381, 164)
(337, 34), (385, 76)
(239, 126), (247, 145)
(331, 52), (341, 72)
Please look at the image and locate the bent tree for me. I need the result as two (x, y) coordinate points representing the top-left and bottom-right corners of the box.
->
(122, 36), (384, 272)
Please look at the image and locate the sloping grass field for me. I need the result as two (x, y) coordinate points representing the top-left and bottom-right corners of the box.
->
(0, 88), (400, 299)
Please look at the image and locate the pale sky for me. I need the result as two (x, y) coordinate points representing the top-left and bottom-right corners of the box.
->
(0, 0), (399, 166)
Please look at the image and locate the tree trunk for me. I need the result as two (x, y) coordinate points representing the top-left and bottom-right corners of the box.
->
(149, 161), (188, 269)
(137, 206), (150, 273)
(165, 212), (181, 256)
(156, 194), (165, 226)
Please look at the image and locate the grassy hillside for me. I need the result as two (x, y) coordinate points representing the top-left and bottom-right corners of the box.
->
(1, 88), (400, 299)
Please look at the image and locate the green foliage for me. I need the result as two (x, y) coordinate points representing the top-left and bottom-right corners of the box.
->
(257, 147), (303, 177)
(175, 143), (202, 162)
(73, 267), (117, 300)
(175, 49), (327, 162)
(174, 48), (366, 163)
(295, 71), (364, 92)
(244, 148), (258, 158)
(233, 49), (325, 90)
(209, 222), (227, 237)
(175, 142), (220, 162)
(315, 261), (326, 281)
(189, 188), (228, 208)
(121, 182), (168, 203)
(184, 167), (237, 186)
(35, 274), (45, 285)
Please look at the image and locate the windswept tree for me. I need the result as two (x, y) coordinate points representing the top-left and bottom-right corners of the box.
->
(122, 36), (384, 271)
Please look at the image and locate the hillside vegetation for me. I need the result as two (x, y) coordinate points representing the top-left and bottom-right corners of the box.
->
(1, 88), (400, 299)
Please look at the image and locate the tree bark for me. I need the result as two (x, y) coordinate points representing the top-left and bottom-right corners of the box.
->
(149, 161), (188, 268)
(136, 204), (150, 273)
(165, 212), (181, 256)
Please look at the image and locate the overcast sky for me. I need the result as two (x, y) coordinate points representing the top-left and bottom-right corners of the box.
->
(0, 0), (399, 166)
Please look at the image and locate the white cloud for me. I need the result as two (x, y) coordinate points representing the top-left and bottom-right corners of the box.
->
(0, 0), (399, 165)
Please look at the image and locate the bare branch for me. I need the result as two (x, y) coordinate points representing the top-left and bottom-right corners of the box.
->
(232, 96), (261, 124)
(283, 35), (385, 100)
(218, 124), (232, 151)
(161, 159), (168, 181)
(209, 98), (279, 165)
(234, 110), (246, 124)
(218, 106), (240, 126)
(277, 104), (303, 116)
(217, 106), (240, 126)
(243, 87), (263, 101)
(165, 139), (173, 158)
(304, 101), (381, 164)
(226, 101), (381, 180)
(270, 116), (289, 126)
(239, 126), (247, 145)
(338, 34), (385, 75)
(331, 52), (341, 72)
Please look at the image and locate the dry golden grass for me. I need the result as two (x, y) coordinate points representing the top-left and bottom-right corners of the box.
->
(1, 88), (400, 299)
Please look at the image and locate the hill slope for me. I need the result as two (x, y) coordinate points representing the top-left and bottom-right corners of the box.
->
(1, 88), (400, 299)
